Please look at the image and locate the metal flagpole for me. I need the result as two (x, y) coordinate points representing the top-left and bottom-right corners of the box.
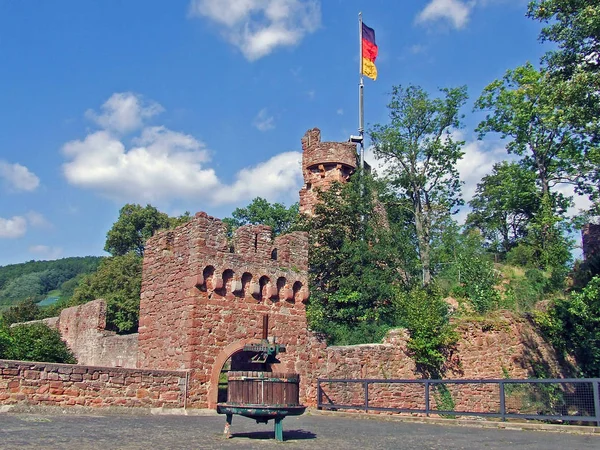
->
(358, 12), (365, 233)
(358, 12), (365, 171)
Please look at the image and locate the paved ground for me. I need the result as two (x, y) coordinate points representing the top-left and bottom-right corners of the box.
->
(1, 411), (598, 449)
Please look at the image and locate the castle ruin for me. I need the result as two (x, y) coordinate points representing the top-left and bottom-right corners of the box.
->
(1, 128), (569, 412)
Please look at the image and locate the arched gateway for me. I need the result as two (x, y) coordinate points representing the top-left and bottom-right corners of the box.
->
(136, 211), (313, 409)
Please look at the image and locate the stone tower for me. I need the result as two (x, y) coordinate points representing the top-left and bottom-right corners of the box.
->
(298, 128), (358, 215)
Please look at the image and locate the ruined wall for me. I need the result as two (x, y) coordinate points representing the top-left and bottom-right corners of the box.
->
(582, 223), (600, 260)
(138, 212), (314, 408)
(299, 128), (357, 216)
(0, 359), (185, 408)
(12, 300), (138, 369)
(315, 314), (569, 411)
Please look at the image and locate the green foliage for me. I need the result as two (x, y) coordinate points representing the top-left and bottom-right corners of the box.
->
(536, 275), (600, 377)
(434, 224), (500, 313)
(369, 84), (467, 284)
(1, 322), (76, 364)
(0, 320), (10, 357)
(466, 161), (539, 254)
(306, 174), (400, 343)
(224, 197), (299, 237)
(105, 204), (190, 256)
(394, 286), (458, 378)
(476, 63), (584, 196)
(1, 298), (42, 325)
(69, 253), (143, 333)
(320, 322), (391, 347)
(433, 384), (456, 418)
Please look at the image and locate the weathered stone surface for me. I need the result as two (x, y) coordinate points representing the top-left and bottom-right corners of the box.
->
(0, 359), (185, 409)
(299, 128), (357, 216)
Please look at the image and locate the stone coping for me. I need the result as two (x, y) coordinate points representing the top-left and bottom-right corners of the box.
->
(0, 359), (188, 377)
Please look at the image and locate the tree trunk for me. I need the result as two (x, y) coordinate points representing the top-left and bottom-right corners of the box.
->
(414, 206), (431, 285)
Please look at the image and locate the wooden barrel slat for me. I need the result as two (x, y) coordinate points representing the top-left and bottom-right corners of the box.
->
(226, 371), (300, 406)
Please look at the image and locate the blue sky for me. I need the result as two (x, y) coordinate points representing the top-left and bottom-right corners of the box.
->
(0, 0), (584, 266)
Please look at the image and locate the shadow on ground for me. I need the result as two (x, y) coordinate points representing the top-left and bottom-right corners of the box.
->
(230, 429), (317, 441)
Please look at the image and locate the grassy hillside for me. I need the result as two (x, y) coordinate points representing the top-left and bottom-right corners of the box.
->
(0, 257), (103, 310)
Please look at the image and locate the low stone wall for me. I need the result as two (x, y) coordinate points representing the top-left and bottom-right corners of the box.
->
(0, 359), (186, 409)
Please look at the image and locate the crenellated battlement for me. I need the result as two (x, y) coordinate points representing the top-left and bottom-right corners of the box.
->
(299, 128), (357, 215)
(138, 211), (310, 373)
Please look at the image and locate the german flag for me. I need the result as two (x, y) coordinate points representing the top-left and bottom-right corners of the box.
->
(361, 22), (378, 80)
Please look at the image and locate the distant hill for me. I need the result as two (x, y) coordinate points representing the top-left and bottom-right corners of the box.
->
(0, 257), (103, 310)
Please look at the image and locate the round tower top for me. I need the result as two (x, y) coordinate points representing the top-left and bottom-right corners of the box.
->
(301, 128), (357, 170)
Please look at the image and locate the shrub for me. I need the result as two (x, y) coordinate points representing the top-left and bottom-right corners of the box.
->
(394, 286), (458, 378)
(2, 323), (76, 364)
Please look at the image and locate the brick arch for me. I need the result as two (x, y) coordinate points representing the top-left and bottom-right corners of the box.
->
(206, 338), (262, 409)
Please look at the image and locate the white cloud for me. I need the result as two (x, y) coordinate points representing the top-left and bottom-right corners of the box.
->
(189, 0), (321, 60)
(62, 92), (304, 206)
(253, 108), (275, 131)
(456, 139), (511, 203)
(29, 245), (63, 260)
(212, 151), (302, 204)
(416, 0), (474, 29)
(26, 211), (52, 228)
(0, 161), (40, 192)
(62, 128), (219, 204)
(0, 216), (27, 238)
(85, 92), (163, 134)
(336, 108), (344, 115)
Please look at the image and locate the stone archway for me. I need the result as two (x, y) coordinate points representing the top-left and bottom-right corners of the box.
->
(207, 338), (262, 409)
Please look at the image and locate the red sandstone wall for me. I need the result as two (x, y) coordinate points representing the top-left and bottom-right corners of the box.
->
(0, 359), (186, 408)
(314, 314), (568, 412)
(57, 300), (138, 368)
(138, 212), (312, 408)
(582, 223), (600, 260)
(16, 300), (138, 368)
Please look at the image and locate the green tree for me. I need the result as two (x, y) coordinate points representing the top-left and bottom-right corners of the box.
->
(2, 323), (76, 364)
(105, 204), (190, 256)
(528, 0), (600, 212)
(536, 275), (600, 377)
(475, 63), (578, 268)
(224, 197), (299, 236)
(70, 252), (142, 333)
(369, 84), (468, 284)
(466, 161), (539, 254)
(1, 298), (41, 325)
(305, 173), (400, 343)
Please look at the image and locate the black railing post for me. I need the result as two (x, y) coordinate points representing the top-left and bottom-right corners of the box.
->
(593, 380), (600, 427)
(425, 380), (430, 417)
(364, 381), (369, 411)
(499, 381), (506, 422)
(317, 380), (322, 410)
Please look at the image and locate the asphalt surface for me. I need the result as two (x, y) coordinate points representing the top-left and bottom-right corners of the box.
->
(0, 411), (598, 449)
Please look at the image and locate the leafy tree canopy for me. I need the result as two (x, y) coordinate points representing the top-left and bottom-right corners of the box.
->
(304, 172), (406, 343)
(369, 84), (467, 284)
(104, 204), (191, 256)
(537, 275), (600, 377)
(223, 197), (299, 237)
(68, 252), (143, 333)
(466, 161), (539, 254)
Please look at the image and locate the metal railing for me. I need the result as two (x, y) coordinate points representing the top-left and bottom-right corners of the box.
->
(317, 378), (600, 426)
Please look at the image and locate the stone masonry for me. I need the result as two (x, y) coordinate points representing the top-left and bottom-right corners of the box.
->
(298, 128), (357, 216)
(14, 300), (138, 368)
(137, 212), (317, 408)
